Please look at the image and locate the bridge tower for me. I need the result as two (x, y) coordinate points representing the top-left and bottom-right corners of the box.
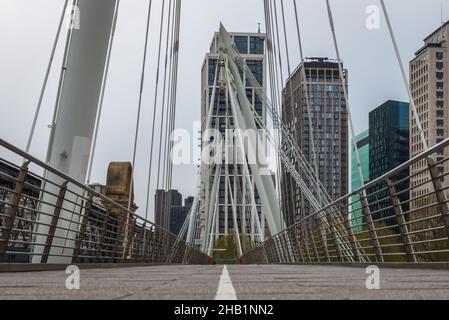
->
(32, 0), (118, 263)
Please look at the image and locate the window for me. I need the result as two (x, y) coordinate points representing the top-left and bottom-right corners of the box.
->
(437, 82), (444, 90)
(437, 52), (444, 60)
(437, 110), (444, 118)
(208, 59), (217, 86)
(436, 62), (444, 70)
(246, 88), (253, 104)
(437, 119), (445, 127)
(234, 36), (248, 54)
(437, 91), (444, 99)
(436, 72), (444, 80)
(255, 95), (263, 116)
(246, 60), (263, 86)
(250, 36), (265, 55)
(437, 100), (444, 108)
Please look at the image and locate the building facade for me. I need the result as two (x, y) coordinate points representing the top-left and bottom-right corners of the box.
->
(409, 22), (449, 221)
(154, 189), (193, 236)
(368, 100), (410, 225)
(200, 31), (267, 241)
(351, 130), (370, 232)
(154, 189), (182, 231)
(282, 58), (349, 225)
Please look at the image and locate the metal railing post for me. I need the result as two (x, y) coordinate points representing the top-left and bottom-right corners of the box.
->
(41, 181), (68, 264)
(360, 192), (384, 262)
(96, 210), (110, 261)
(288, 227), (301, 263)
(274, 236), (284, 264)
(266, 241), (274, 263)
(73, 197), (93, 262)
(267, 240), (275, 263)
(301, 223), (312, 263)
(386, 179), (417, 263)
(151, 228), (158, 263)
(318, 218), (331, 263)
(307, 221), (320, 263)
(136, 223), (146, 262)
(427, 158), (449, 239)
(281, 233), (293, 263)
(341, 203), (360, 262)
(294, 225), (305, 263)
(328, 212), (342, 262)
(0, 161), (29, 262)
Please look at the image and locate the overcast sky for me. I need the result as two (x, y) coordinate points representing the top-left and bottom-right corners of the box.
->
(0, 0), (447, 221)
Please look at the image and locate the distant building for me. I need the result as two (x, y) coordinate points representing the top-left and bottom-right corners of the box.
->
(351, 130), (370, 232)
(368, 100), (410, 224)
(155, 189), (182, 230)
(409, 21), (449, 219)
(282, 57), (349, 225)
(169, 197), (194, 237)
(201, 31), (267, 238)
(89, 183), (106, 196)
(155, 189), (192, 236)
(88, 183), (106, 207)
(185, 196), (194, 209)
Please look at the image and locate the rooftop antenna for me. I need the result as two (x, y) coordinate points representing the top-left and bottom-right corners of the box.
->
(441, 1), (444, 40)
(258, 22), (261, 33)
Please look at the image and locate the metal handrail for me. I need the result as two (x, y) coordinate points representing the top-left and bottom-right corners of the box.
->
(296, 137), (449, 227)
(243, 137), (449, 265)
(0, 138), (209, 265)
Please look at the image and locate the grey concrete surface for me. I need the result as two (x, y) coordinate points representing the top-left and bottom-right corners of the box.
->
(229, 265), (449, 300)
(0, 265), (449, 300)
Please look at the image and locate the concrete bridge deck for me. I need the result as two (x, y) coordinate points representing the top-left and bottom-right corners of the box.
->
(1, 265), (449, 300)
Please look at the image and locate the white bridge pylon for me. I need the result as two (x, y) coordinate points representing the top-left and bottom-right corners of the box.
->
(184, 24), (362, 262)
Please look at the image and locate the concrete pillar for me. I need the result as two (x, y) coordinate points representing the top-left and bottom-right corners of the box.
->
(103, 163), (138, 262)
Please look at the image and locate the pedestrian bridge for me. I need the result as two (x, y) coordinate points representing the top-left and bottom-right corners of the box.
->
(1, 265), (449, 300)
(2, 0), (449, 300)
(2, 135), (449, 267)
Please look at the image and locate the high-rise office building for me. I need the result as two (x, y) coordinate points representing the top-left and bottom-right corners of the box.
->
(155, 190), (193, 236)
(410, 22), (449, 217)
(282, 58), (349, 225)
(201, 31), (267, 239)
(169, 197), (194, 237)
(154, 189), (183, 231)
(368, 100), (410, 224)
(351, 130), (370, 232)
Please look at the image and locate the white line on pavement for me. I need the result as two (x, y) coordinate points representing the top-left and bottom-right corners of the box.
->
(215, 265), (237, 300)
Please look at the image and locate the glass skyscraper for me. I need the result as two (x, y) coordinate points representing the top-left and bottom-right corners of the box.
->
(368, 100), (410, 224)
(351, 130), (369, 232)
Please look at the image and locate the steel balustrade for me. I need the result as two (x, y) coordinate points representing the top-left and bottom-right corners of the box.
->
(243, 137), (449, 265)
(0, 138), (208, 265)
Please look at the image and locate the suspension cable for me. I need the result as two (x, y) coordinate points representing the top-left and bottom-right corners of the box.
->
(86, 0), (121, 184)
(126, 0), (153, 225)
(163, 0), (181, 249)
(325, 0), (368, 195)
(164, 0), (182, 194)
(291, 0), (323, 214)
(161, 0), (177, 189)
(268, 0), (290, 227)
(156, 0), (174, 189)
(143, 0), (167, 220)
(26, 0), (69, 154)
(379, 0), (428, 151)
